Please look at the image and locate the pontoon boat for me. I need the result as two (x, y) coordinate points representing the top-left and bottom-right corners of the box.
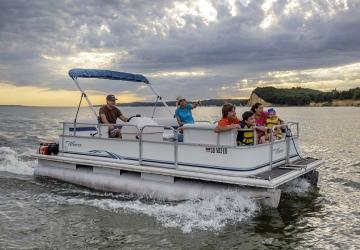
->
(32, 69), (324, 208)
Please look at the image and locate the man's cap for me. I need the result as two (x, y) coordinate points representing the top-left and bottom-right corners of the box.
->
(267, 108), (276, 114)
(106, 94), (118, 101)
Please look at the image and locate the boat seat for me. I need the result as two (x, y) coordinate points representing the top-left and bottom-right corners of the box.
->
(153, 118), (179, 129)
(122, 117), (164, 141)
(182, 124), (237, 146)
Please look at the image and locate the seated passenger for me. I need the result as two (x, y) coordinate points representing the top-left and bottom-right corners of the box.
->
(99, 94), (129, 138)
(175, 96), (200, 126)
(265, 108), (283, 140)
(251, 102), (268, 139)
(215, 103), (240, 132)
(237, 111), (265, 145)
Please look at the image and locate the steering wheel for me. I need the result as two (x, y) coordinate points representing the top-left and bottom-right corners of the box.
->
(127, 114), (141, 122)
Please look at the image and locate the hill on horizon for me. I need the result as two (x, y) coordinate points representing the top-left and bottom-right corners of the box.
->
(251, 86), (360, 106)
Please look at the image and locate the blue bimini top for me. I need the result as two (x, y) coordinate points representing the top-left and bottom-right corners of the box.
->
(68, 68), (149, 84)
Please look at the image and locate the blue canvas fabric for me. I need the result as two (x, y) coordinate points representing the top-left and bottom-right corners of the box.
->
(68, 69), (149, 84)
(175, 103), (194, 124)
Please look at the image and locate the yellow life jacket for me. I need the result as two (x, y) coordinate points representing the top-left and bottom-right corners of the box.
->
(266, 117), (280, 129)
(266, 117), (282, 139)
(238, 124), (254, 145)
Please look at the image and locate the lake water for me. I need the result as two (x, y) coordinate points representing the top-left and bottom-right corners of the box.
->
(0, 106), (359, 249)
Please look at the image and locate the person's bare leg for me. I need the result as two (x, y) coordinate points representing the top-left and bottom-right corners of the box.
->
(259, 135), (266, 144)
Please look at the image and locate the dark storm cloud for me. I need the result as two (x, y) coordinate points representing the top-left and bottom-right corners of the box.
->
(0, 0), (359, 100)
(133, 1), (360, 72)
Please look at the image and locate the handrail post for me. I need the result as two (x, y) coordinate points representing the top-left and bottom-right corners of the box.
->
(285, 126), (290, 164)
(73, 121), (77, 136)
(61, 123), (65, 155)
(174, 128), (178, 169)
(98, 123), (101, 137)
(253, 127), (257, 145)
(269, 129), (274, 170)
(139, 126), (143, 165)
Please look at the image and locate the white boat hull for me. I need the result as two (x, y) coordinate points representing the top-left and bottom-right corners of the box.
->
(33, 153), (323, 208)
(32, 120), (323, 208)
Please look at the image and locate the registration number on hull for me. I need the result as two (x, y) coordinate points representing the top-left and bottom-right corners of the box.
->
(205, 147), (228, 154)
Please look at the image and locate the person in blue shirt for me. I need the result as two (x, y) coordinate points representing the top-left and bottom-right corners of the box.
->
(175, 96), (200, 126)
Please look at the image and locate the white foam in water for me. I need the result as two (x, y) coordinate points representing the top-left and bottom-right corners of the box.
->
(281, 178), (311, 194)
(66, 190), (258, 233)
(0, 147), (35, 175)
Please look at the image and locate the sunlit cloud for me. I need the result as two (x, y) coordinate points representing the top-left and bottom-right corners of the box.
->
(171, 0), (218, 25)
(282, 0), (349, 18)
(143, 0), (218, 36)
(260, 14), (275, 29)
(263, 62), (360, 91)
(209, 62), (360, 99)
(149, 70), (207, 77)
(41, 51), (128, 76)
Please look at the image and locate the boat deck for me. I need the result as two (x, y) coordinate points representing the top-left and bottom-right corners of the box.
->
(255, 157), (319, 180)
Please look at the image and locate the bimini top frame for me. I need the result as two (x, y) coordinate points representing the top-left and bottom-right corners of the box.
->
(68, 68), (173, 119)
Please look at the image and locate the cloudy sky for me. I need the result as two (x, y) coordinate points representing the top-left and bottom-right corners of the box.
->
(0, 0), (359, 106)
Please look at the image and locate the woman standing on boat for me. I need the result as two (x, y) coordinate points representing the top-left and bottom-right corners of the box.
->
(175, 96), (200, 126)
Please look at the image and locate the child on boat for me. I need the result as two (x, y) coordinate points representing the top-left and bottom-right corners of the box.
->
(265, 108), (282, 140)
(215, 103), (240, 132)
(237, 111), (266, 145)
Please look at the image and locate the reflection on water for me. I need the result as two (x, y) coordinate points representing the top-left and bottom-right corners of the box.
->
(0, 106), (359, 249)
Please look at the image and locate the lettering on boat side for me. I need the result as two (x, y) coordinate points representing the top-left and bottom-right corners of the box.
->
(65, 141), (82, 148)
(273, 147), (284, 155)
(205, 147), (228, 154)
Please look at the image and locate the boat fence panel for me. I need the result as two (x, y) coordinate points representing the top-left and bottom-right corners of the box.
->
(177, 143), (270, 171)
(142, 141), (176, 167)
(182, 124), (237, 146)
(60, 135), (140, 161)
(60, 121), (301, 174)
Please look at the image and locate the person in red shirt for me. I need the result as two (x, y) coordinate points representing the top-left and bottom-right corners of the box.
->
(251, 102), (268, 126)
(251, 102), (268, 140)
(215, 103), (240, 132)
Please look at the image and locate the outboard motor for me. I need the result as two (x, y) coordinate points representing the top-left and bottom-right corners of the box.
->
(48, 143), (59, 155)
(38, 143), (49, 155)
(38, 142), (59, 155)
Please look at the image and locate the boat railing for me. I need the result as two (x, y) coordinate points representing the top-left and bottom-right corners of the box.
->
(267, 122), (299, 171)
(195, 120), (212, 124)
(140, 125), (178, 167)
(61, 122), (141, 160)
(62, 122), (141, 137)
(61, 121), (299, 170)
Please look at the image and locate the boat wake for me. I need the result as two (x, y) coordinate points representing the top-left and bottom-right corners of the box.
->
(0, 145), (314, 233)
(281, 177), (312, 195)
(0, 147), (35, 176)
(63, 189), (258, 233)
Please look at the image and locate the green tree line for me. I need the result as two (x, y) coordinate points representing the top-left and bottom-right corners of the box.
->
(253, 87), (360, 106)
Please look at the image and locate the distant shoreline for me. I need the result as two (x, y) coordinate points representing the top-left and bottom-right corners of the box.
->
(1, 103), (359, 108)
